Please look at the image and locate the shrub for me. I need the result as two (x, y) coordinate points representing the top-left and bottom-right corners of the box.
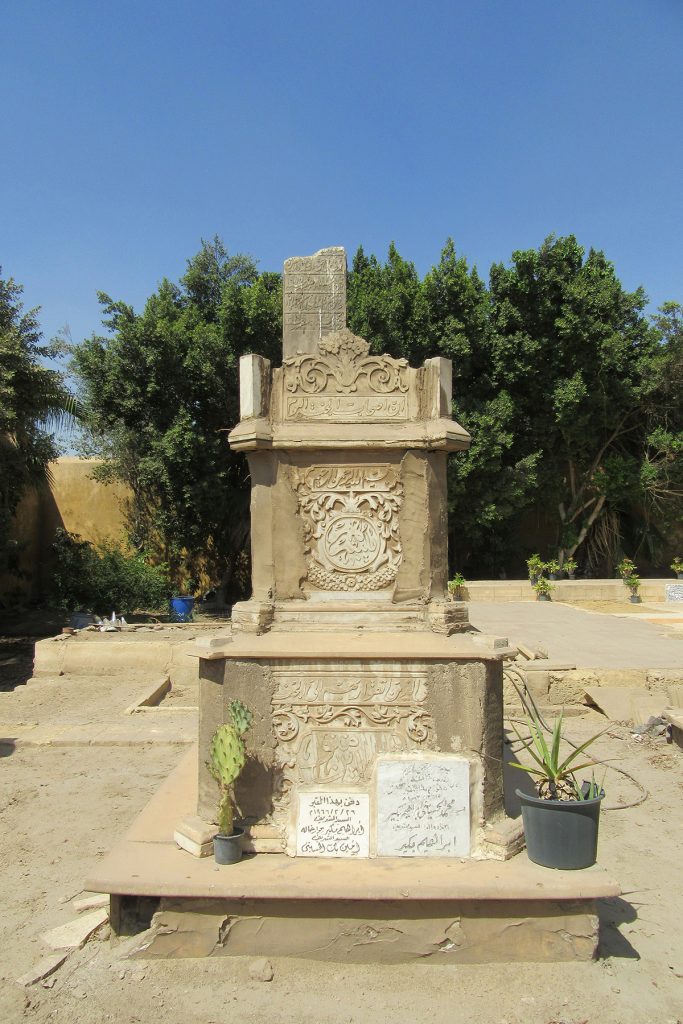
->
(616, 557), (636, 579)
(49, 528), (170, 614)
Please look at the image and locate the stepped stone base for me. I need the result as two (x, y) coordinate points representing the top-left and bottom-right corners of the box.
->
(88, 748), (619, 965)
(129, 895), (601, 964)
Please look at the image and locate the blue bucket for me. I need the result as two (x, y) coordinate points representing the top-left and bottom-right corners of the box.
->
(170, 596), (195, 622)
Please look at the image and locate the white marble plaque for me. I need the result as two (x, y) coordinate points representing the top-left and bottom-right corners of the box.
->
(376, 757), (471, 857)
(297, 792), (370, 858)
(666, 584), (683, 602)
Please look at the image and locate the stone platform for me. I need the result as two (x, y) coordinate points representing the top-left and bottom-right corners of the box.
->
(87, 748), (620, 964)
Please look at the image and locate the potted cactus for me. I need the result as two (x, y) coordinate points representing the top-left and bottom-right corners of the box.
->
(207, 699), (253, 864)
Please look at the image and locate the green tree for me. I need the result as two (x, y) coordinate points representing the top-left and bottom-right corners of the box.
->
(348, 240), (538, 573)
(71, 238), (282, 597)
(487, 235), (680, 572)
(0, 270), (77, 568)
(422, 240), (539, 573)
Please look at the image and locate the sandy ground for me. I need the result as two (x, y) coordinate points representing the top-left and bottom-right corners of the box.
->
(0, 713), (682, 1022)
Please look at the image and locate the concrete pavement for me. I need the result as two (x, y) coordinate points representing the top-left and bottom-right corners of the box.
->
(468, 601), (683, 669)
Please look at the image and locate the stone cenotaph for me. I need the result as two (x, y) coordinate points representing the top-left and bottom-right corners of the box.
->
(186, 246), (518, 861)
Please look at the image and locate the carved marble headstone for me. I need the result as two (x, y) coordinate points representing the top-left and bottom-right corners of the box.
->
(283, 246), (347, 359)
(376, 757), (471, 857)
(297, 792), (370, 857)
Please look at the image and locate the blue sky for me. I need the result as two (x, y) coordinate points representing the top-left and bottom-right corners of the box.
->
(2, 0), (681, 349)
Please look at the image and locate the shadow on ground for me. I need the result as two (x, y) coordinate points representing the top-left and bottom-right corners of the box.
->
(598, 895), (640, 959)
(0, 639), (36, 691)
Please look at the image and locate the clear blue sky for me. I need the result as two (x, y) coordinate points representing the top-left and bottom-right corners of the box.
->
(2, 0), (681, 349)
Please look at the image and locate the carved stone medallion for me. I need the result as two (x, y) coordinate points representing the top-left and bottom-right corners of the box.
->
(294, 464), (403, 592)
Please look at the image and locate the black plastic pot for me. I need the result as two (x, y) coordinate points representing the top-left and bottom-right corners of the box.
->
(517, 789), (603, 869)
(213, 827), (244, 865)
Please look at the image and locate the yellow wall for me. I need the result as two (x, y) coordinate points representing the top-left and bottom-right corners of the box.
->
(2, 458), (131, 601)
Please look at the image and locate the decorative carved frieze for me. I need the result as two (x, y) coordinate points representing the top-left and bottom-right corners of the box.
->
(283, 328), (408, 402)
(270, 667), (435, 832)
(294, 464), (403, 592)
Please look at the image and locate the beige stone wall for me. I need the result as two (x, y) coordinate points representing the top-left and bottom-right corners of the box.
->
(1, 457), (130, 601)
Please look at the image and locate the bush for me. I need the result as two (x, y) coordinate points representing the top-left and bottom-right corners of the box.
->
(49, 528), (170, 614)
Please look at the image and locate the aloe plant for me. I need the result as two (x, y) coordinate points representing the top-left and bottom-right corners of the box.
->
(207, 700), (253, 835)
(510, 709), (608, 801)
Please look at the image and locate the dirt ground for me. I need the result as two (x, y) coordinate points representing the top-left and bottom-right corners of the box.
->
(1, 667), (683, 1022)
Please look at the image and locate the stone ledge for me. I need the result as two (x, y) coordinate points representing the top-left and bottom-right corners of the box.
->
(86, 747), (619, 905)
(88, 842), (620, 903)
(188, 630), (508, 662)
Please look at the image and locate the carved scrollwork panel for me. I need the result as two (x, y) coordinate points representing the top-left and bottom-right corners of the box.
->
(270, 668), (435, 832)
(282, 328), (409, 400)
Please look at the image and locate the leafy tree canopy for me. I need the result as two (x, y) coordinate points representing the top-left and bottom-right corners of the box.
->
(73, 234), (681, 588)
(71, 238), (281, 594)
(0, 270), (76, 565)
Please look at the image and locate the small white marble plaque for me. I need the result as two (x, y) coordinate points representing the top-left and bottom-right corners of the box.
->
(297, 792), (370, 858)
(666, 583), (683, 603)
(376, 757), (471, 857)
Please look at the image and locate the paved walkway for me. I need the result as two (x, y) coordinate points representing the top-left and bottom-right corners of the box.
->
(468, 601), (683, 668)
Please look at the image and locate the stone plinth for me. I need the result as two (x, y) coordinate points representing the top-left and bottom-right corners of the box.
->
(192, 631), (512, 858)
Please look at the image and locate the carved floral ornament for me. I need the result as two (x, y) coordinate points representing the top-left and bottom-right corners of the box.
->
(283, 328), (408, 396)
(267, 670), (435, 824)
(295, 465), (403, 592)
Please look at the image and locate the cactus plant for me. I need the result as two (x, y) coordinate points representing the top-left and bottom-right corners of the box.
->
(207, 700), (253, 836)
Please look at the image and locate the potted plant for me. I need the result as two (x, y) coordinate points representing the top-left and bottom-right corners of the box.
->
(511, 710), (607, 869)
(207, 699), (253, 865)
(671, 556), (683, 580)
(533, 577), (553, 601)
(563, 556), (577, 580)
(616, 557), (635, 580)
(625, 573), (641, 604)
(447, 572), (467, 600)
(545, 559), (560, 581)
(526, 554), (544, 586)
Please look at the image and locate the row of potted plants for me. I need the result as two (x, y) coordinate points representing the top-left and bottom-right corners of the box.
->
(526, 554), (578, 584)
